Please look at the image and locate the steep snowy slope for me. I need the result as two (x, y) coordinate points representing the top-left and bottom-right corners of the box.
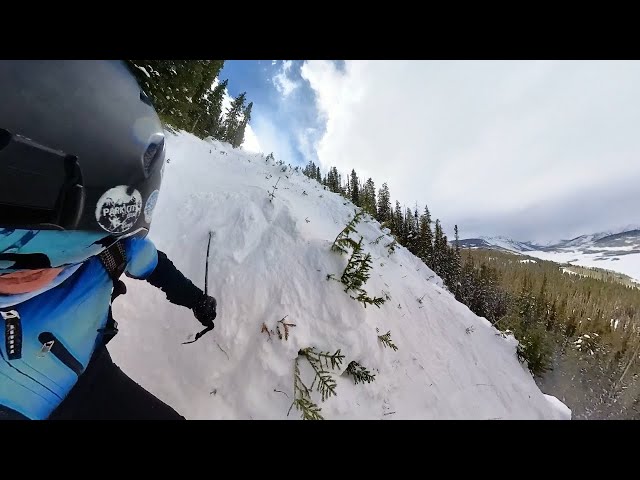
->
(110, 131), (569, 420)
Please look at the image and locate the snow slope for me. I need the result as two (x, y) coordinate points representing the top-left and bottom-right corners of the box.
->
(110, 130), (569, 420)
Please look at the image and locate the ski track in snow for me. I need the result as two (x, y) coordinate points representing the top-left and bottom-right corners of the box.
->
(110, 130), (570, 420)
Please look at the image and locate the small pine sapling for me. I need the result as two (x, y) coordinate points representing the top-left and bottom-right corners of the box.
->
(371, 234), (386, 245)
(328, 209), (385, 308)
(384, 239), (397, 254)
(331, 209), (365, 255)
(288, 347), (345, 420)
(277, 316), (296, 341)
(377, 328), (399, 351)
(261, 316), (296, 341)
(288, 357), (323, 420)
(268, 177), (281, 203)
(345, 361), (376, 385)
(338, 237), (385, 308)
(299, 347), (345, 401)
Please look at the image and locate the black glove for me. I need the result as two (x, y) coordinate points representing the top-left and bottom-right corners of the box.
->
(193, 293), (217, 328)
(111, 280), (127, 301)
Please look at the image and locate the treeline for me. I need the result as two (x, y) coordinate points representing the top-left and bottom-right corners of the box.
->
(462, 249), (640, 419)
(301, 160), (640, 418)
(125, 60), (252, 147)
(302, 161), (463, 292)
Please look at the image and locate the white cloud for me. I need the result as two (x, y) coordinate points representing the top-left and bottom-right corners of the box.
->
(273, 60), (299, 97)
(241, 124), (261, 153)
(300, 60), (640, 240)
(295, 127), (319, 165)
(249, 112), (297, 165)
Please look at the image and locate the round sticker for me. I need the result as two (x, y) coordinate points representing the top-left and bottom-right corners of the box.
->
(95, 186), (142, 234)
(144, 190), (159, 224)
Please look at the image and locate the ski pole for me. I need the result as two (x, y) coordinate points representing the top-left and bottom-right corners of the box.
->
(183, 231), (215, 345)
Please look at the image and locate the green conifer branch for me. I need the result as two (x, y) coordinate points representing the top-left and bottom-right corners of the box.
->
(346, 361), (376, 385)
(377, 330), (399, 351)
(331, 209), (365, 255)
(288, 356), (323, 420)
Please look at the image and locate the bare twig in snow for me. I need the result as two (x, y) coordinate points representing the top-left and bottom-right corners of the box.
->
(216, 342), (230, 360)
(274, 389), (290, 399)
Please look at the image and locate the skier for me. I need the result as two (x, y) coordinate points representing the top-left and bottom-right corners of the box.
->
(0, 60), (218, 420)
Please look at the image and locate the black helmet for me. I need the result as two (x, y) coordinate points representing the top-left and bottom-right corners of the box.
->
(0, 60), (165, 237)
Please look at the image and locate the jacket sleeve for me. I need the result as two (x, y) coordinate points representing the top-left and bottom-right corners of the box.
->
(144, 250), (203, 310)
(123, 237), (203, 310)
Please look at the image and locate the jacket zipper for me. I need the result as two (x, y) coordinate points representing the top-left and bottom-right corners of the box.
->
(2, 309), (22, 360)
(0, 309), (62, 400)
(38, 332), (84, 376)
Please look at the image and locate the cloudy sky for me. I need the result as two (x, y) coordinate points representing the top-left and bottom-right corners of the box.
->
(221, 60), (640, 243)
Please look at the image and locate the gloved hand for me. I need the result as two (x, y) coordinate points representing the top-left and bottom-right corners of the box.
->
(111, 280), (127, 301)
(193, 293), (217, 329)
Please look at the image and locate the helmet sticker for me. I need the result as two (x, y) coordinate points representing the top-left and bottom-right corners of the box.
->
(95, 186), (142, 234)
(144, 190), (160, 224)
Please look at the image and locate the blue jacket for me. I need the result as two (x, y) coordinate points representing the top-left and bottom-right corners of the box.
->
(0, 236), (201, 420)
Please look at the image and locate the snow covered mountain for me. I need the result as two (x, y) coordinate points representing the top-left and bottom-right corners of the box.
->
(110, 130), (569, 420)
(460, 229), (640, 283)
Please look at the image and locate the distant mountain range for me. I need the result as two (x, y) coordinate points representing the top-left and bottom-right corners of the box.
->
(458, 227), (640, 282)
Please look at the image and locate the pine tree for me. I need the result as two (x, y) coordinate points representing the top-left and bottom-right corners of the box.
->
(432, 219), (444, 277)
(419, 205), (433, 267)
(360, 178), (376, 217)
(376, 182), (392, 226)
(405, 207), (417, 254)
(126, 60), (225, 134)
(440, 233), (453, 287)
(452, 225), (462, 297)
(327, 167), (341, 193)
(221, 92), (246, 145)
(188, 60), (225, 135)
(459, 252), (477, 306)
(350, 169), (360, 206)
(303, 161), (319, 179)
(516, 274), (537, 330)
(201, 78), (228, 139)
(535, 274), (550, 327)
(393, 201), (404, 241)
(316, 166), (321, 183)
(231, 101), (252, 148)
